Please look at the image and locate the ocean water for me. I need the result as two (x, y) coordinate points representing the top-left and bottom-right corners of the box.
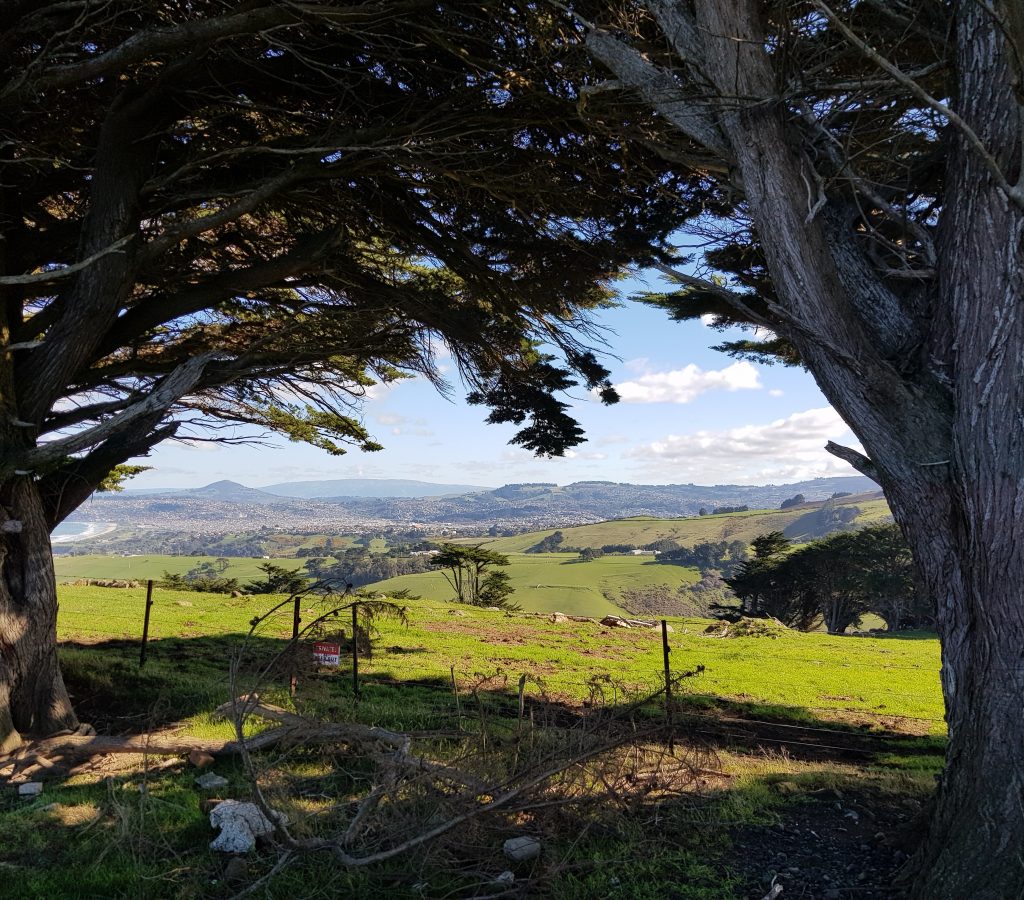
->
(52, 522), (91, 538)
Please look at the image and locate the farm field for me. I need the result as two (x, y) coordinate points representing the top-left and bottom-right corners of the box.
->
(54, 585), (944, 729)
(54, 551), (705, 617)
(371, 552), (702, 616)
(0, 584), (946, 899)
(54, 553), (301, 584)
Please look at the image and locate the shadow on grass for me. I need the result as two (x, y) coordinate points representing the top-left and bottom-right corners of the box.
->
(27, 633), (945, 900)
(56, 633), (946, 767)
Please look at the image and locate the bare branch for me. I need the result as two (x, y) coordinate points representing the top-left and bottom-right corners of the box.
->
(825, 440), (879, 482)
(0, 236), (132, 287)
(585, 29), (732, 162)
(21, 353), (217, 473)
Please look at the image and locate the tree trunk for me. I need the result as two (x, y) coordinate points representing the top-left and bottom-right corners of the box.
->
(894, 487), (1024, 898)
(0, 477), (78, 753)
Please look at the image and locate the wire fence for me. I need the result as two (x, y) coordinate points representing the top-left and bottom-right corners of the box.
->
(55, 579), (947, 739)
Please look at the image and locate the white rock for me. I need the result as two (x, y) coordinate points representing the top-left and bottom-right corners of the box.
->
(195, 772), (229, 790)
(503, 835), (542, 862)
(18, 782), (43, 798)
(209, 800), (287, 853)
(494, 871), (516, 886)
(550, 612), (569, 623)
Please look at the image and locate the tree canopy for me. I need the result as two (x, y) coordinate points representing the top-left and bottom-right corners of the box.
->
(0, 0), (691, 529)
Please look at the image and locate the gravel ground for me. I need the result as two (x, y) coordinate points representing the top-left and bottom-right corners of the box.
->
(732, 789), (922, 899)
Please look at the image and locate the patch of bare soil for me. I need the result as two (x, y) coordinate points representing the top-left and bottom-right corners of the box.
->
(731, 789), (920, 899)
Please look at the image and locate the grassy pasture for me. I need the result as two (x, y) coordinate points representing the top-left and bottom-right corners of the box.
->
(0, 584), (944, 898)
(370, 552), (702, 616)
(53, 554), (300, 583)
(54, 551), (704, 617)
(54, 585), (944, 730)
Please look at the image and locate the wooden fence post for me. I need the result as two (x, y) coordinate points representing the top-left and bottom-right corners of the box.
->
(290, 595), (301, 697)
(351, 601), (360, 700)
(139, 580), (154, 667)
(662, 619), (674, 747)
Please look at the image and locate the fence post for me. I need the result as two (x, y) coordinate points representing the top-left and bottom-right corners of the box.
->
(139, 580), (154, 667)
(290, 595), (301, 697)
(450, 665), (462, 730)
(662, 619), (674, 746)
(351, 601), (360, 700)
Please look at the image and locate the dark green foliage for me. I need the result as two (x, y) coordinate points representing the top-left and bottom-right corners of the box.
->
(159, 561), (239, 594)
(527, 530), (565, 553)
(779, 494), (806, 510)
(660, 540), (747, 576)
(2, 1), (692, 528)
(303, 550), (434, 590)
(728, 526), (928, 633)
(245, 562), (307, 595)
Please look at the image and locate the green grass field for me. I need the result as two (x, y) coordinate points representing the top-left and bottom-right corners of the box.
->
(54, 551), (704, 617)
(371, 552), (702, 616)
(54, 584), (944, 730)
(0, 582), (943, 899)
(54, 553), (301, 583)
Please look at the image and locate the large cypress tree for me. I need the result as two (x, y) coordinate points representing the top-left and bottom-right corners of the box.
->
(568, 2), (1024, 895)
(0, 2), (688, 752)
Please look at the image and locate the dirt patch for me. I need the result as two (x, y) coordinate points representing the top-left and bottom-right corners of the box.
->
(730, 789), (918, 898)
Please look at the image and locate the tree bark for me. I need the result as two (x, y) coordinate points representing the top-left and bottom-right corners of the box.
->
(687, 3), (1024, 894)
(890, 488), (1024, 898)
(0, 477), (78, 752)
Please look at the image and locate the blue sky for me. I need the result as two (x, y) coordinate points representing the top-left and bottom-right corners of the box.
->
(127, 270), (862, 490)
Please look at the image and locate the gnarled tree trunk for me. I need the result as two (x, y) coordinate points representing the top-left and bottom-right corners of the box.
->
(0, 477), (77, 753)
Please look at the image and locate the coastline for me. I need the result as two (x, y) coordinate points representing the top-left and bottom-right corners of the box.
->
(52, 522), (118, 544)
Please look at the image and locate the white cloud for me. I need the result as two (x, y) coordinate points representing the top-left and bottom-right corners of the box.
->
(614, 361), (763, 404)
(769, 389), (785, 398)
(626, 407), (863, 483)
(563, 449), (608, 461)
(377, 413), (405, 426)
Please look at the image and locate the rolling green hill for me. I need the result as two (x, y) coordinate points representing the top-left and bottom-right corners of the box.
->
(369, 552), (702, 616)
(463, 495), (890, 553)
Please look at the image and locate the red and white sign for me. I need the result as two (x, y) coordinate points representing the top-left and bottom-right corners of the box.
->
(312, 641), (341, 667)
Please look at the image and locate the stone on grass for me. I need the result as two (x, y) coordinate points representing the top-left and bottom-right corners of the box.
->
(18, 782), (43, 798)
(223, 856), (250, 883)
(195, 772), (230, 790)
(503, 835), (542, 862)
(600, 615), (631, 628)
(494, 871), (515, 886)
(550, 612), (569, 624)
(189, 748), (216, 769)
(209, 800), (287, 853)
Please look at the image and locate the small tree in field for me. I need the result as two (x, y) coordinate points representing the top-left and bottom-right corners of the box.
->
(430, 544), (516, 609)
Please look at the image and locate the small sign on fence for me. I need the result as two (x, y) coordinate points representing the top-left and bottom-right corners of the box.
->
(312, 641), (341, 667)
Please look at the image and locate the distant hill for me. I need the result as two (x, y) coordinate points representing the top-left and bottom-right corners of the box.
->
(73, 475), (882, 533)
(178, 480), (283, 504)
(331, 475), (880, 523)
(259, 478), (490, 499)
